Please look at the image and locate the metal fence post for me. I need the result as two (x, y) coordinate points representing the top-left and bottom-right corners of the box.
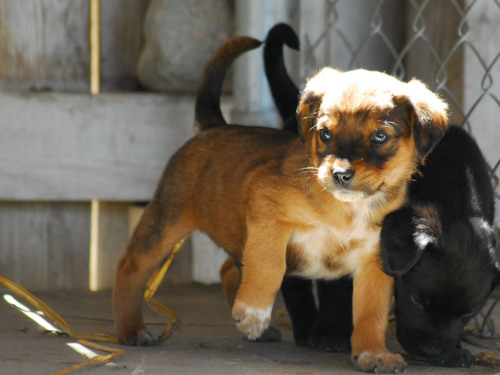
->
(231, 0), (287, 127)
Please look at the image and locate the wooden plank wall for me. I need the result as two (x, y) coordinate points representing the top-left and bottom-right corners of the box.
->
(0, 92), (194, 200)
(0, 202), (90, 290)
(0, 0), (198, 292)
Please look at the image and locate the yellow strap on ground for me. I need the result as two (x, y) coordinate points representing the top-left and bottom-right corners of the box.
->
(51, 339), (125, 375)
(475, 351), (500, 368)
(144, 238), (185, 302)
(0, 275), (117, 342)
(0, 237), (186, 373)
(144, 237), (185, 341)
(0, 275), (76, 337)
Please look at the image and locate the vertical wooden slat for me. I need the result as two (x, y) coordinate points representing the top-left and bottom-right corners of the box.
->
(90, 0), (100, 94)
(90, 201), (129, 291)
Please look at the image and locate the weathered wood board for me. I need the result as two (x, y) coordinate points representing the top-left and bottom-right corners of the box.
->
(0, 201), (90, 291)
(0, 0), (150, 92)
(0, 92), (228, 201)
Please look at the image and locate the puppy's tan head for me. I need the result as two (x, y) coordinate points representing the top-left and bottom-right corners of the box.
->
(298, 68), (448, 202)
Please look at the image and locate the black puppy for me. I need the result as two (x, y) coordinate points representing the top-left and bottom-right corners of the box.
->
(265, 23), (500, 367)
(264, 23), (354, 352)
(380, 125), (499, 367)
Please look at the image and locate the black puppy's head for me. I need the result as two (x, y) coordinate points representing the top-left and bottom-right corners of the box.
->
(381, 205), (500, 367)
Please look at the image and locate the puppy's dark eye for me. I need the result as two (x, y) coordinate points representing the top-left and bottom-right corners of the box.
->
(370, 130), (390, 145)
(319, 128), (332, 143)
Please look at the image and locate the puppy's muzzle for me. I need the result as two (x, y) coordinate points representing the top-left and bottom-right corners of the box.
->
(333, 169), (355, 187)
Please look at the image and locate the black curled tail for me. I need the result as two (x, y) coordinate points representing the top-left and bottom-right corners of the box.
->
(263, 23), (300, 132)
(195, 36), (262, 132)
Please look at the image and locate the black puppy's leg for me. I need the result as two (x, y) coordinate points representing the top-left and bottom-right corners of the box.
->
(308, 277), (353, 352)
(281, 276), (317, 346)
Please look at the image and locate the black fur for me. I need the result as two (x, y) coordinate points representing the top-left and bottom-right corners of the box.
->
(264, 23), (499, 367)
(380, 125), (498, 367)
(263, 23), (300, 133)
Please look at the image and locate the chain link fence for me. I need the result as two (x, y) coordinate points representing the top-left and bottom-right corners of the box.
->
(289, 0), (500, 335)
(292, 0), (499, 207)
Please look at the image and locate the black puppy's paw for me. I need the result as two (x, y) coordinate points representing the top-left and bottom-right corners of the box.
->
(292, 329), (310, 347)
(308, 332), (351, 353)
(434, 348), (474, 368)
(307, 312), (352, 352)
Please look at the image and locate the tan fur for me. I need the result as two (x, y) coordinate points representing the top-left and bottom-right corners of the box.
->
(114, 47), (448, 372)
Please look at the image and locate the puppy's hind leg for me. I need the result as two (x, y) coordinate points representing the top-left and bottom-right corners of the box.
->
(220, 256), (241, 308)
(113, 204), (195, 346)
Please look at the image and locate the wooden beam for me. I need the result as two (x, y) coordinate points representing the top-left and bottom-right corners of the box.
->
(0, 92), (231, 201)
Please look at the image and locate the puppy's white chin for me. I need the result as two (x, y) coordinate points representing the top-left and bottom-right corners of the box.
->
(332, 190), (367, 202)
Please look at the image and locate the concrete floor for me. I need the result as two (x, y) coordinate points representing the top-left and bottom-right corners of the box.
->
(1, 283), (500, 375)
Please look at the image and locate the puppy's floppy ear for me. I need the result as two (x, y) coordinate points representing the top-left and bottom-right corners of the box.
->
(297, 90), (322, 141)
(405, 79), (449, 159)
(380, 205), (441, 276)
(411, 204), (442, 251)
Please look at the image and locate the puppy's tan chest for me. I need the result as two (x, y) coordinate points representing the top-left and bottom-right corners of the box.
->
(286, 212), (380, 279)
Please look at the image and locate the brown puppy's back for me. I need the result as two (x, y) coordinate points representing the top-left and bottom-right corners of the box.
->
(154, 125), (302, 258)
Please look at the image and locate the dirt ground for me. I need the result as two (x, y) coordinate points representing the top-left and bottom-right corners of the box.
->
(1, 283), (500, 375)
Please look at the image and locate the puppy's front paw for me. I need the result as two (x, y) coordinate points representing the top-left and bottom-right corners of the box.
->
(434, 348), (474, 368)
(232, 300), (272, 340)
(309, 332), (351, 353)
(352, 352), (407, 373)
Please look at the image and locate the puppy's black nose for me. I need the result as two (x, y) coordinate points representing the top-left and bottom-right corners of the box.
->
(333, 169), (354, 186)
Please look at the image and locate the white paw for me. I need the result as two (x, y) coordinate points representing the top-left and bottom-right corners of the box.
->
(232, 301), (272, 340)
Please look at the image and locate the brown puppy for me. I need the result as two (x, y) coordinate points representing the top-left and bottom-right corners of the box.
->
(114, 35), (448, 373)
